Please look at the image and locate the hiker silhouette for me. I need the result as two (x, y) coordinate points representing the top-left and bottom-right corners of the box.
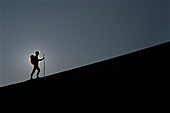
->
(30, 50), (45, 80)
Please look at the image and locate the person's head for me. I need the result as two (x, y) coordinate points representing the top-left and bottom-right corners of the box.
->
(35, 50), (40, 56)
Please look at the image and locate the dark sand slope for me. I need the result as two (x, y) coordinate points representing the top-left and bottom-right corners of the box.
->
(1, 42), (169, 95)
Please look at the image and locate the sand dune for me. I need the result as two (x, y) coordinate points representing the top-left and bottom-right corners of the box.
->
(1, 42), (169, 92)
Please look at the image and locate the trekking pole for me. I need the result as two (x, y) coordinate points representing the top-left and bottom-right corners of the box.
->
(43, 53), (45, 77)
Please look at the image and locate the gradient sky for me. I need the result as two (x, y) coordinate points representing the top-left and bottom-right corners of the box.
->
(0, 0), (169, 87)
(0, 0), (2, 85)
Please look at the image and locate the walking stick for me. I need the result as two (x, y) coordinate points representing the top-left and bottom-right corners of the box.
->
(43, 53), (45, 77)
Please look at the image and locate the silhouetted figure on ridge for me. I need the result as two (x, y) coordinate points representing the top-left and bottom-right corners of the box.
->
(30, 50), (45, 80)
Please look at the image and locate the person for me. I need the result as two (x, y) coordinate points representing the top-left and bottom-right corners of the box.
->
(30, 50), (45, 80)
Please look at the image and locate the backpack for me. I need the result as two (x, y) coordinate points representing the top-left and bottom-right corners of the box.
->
(30, 55), (35, 65)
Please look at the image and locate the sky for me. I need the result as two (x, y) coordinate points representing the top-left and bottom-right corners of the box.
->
(0, 0), (2, 84)
(0, 0), (169, 87)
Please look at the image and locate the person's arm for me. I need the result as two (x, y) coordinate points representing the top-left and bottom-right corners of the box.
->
(39, 57), (45, 61)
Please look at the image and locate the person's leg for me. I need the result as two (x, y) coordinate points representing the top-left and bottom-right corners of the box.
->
(31, 68), (36, 79)
(37, 67), (40, 78)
